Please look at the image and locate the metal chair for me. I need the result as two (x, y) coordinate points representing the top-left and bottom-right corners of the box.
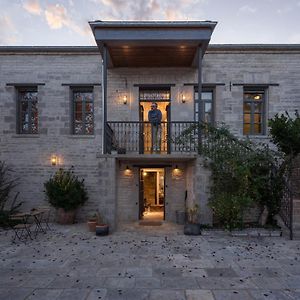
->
(9, 213), (33, 243)
(36, 206), (52, 231)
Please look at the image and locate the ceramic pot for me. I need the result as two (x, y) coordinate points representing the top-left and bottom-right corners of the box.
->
(87, 221), (97, 232)
(184, 223), (201, 235)
(57, 208), (76, 224)
(95, 224), (109, 236)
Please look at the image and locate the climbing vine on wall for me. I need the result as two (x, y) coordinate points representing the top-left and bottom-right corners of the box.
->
(175, 123), (284, 230)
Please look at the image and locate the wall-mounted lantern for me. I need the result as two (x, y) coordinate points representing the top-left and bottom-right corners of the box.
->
(181, 94), (186, 104)
(51, 155), (58, 166)
(123, 95), (128, 105)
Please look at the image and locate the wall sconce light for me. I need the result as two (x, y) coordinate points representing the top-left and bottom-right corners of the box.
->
(51, 155), (58, 166)
(123, 95), (127, 105)
(181, 94), (186, 104)
(124, 165), (131, 175)
(174, 164), (179, 170)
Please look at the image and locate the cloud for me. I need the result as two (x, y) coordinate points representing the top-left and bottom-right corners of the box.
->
(238, 5), (256, 14)
(0, 15), (19, 44)
(44, 3), (89, 36)
(94, 0), (203, 21)
(276, 6), (292, 14)
(289, 33), (300, 43)
(45, 4), (67, 29)
(23, 0), (42, 15)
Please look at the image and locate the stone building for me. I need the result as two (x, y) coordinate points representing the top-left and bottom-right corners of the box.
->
(0, 21), (299, 231)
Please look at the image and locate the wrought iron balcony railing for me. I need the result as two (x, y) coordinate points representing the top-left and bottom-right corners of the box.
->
(105, 121), (199, 154)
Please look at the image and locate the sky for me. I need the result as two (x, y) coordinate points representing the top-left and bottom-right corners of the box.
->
(0, 0), (300, 46)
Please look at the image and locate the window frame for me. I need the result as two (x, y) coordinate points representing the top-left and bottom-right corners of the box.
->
(139, 87), (171, 102)
(71, 87), (94, 135)
(17, 86), (38, 134)
(243, 87), (267, 136)
(194, 86), (215, 124)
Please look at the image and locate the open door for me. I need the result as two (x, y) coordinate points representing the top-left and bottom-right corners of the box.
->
(139, 168), (165, 221)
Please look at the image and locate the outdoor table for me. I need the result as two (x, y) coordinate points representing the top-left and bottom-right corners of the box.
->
(30, 209), (46, 237)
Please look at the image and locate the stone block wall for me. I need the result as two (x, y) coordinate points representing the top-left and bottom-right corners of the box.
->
(187, 158), (212, 225)
(0, 51), (106, 224)
(1, 46), (300, 228)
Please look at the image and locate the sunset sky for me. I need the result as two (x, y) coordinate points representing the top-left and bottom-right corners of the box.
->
(1, 0), (300, 46)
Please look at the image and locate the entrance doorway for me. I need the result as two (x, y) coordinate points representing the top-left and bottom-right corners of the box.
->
(139, 168), (165, 221)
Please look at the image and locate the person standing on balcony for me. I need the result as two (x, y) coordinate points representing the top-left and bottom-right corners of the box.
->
(148, 102), (162, 153)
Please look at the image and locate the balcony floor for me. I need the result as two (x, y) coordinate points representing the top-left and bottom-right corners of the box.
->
(99, 153), (198, 162)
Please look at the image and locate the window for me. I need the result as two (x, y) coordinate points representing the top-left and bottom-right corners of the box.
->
(194, 88), (214, 123)
(139, 88), (170, 101)
(243, 88), (266, 135)
(72, 88), (94, 135)
(18, 88), (38, 134)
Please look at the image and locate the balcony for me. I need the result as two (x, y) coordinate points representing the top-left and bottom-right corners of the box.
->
(105, 121), (200, 154)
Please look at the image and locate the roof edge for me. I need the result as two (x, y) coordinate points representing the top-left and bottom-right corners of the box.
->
(0, 44), (300, 53)
(88, 20), (218, 29)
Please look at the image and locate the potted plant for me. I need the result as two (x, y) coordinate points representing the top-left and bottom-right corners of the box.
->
(44, 167), (88, 224)
(95, 211), (109, 236)
(184, 203), (201, 235)
(87, 213), (98, 232)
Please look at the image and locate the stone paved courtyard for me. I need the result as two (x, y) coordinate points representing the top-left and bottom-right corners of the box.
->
(0, 222), (300, 300)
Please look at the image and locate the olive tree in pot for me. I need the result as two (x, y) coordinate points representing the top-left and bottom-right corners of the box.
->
(184, 204), (201, 235)
(44, 167), (88, 224)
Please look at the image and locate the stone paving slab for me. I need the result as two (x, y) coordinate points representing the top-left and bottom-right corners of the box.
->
(0, 222), (300, 300)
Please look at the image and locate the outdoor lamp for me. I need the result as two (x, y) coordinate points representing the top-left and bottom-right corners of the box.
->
(51, 155), (57, 166)
(123, 95), (127, 104)
(181, 94), (186, 103)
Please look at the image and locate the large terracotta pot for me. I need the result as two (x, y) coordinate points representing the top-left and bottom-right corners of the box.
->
(57, 208), (76, 224)
(87, 221), (97, 232)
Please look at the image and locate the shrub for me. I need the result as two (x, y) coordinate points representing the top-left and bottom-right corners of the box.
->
(0, 161), (22, 227)
(175, 123), (284, 229)
(269, 111), (300, 158)
(210, 194), (252, 230)
(44, 167), (88, 211)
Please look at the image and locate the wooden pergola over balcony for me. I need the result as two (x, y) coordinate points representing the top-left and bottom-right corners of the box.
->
(88, 21), (217, 153)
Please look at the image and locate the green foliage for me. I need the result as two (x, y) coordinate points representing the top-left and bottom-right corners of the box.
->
(210, 194), (252, 230)
(186, 204), (199, 224)
(0, 161), (23, 227)
(269, 111), (300, 157)
(44, 167), (88, 211)
(175, 123), (284, 230)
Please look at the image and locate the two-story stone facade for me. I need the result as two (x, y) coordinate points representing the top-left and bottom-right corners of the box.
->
(0, 21), (299, 230)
